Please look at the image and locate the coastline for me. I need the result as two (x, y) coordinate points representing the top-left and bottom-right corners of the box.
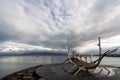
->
(0, 65), (42, 80)
(1, 63), (120, 80)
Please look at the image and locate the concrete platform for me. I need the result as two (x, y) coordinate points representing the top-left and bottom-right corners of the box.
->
(35, 63), (96, 80)
(35, 63), (120, 80)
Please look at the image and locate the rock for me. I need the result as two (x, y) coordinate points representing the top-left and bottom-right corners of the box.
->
(17, 72), (24, 76)
(24, 73), (33, 76)
(23, 76), (34, 80)
(28, 70), (34, 73)
(9, 77), (18, 80)
(38, 78), (47, 80)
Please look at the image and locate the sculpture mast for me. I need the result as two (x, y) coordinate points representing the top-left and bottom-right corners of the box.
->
(98, 37), (102, 58)
(67, 35), (70, 54)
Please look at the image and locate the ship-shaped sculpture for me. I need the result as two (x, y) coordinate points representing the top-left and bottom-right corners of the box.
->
(61, 37), (118, 77)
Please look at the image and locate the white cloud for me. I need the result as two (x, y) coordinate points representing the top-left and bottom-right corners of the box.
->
(0, 41), (52, 52)
(0, 0), (120, 52)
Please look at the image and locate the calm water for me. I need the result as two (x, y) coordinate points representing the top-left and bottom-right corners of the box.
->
(0, 56), (66, 78)
(0, 56), (120, 78)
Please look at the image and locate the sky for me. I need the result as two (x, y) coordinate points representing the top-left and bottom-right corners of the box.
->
(0, 0), (120, 53)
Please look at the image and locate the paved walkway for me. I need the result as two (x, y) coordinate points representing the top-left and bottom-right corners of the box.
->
(35, 63), (120, 80)
(35, 63), (87, 80)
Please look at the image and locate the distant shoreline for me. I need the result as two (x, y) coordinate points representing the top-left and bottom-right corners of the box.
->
(0, 54), (120, 57)
(0, 54), (67, 57)
(0, 51), (120, 57)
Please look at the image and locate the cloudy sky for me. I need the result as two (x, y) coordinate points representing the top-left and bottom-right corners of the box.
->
(0, 0), (120, 52)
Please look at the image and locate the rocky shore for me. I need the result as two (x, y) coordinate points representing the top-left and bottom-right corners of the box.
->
(0, 65), (43, 80)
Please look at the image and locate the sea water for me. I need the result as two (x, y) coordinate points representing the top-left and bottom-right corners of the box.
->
(0, 56), (119, 78)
